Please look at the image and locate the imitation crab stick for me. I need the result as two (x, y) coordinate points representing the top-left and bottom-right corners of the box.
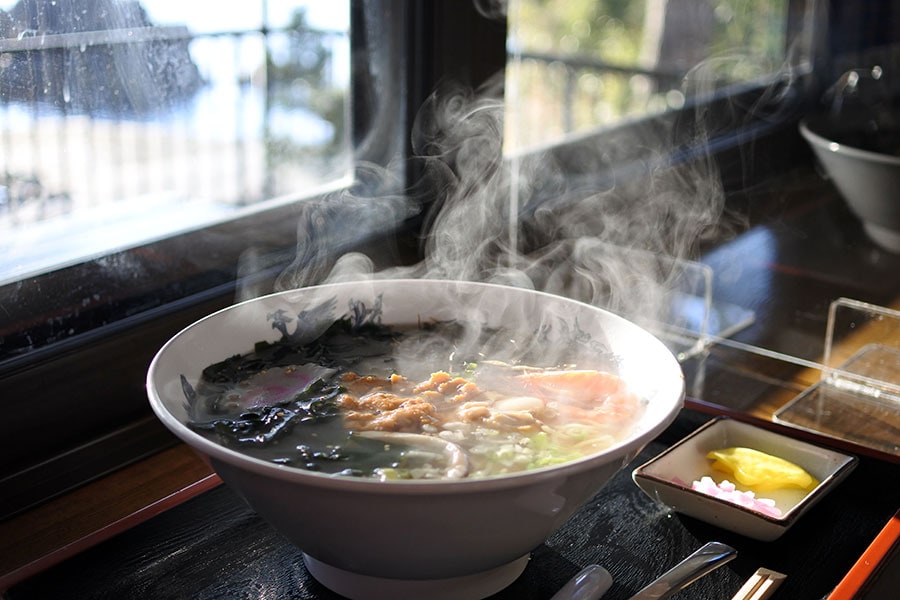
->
(518, 370), (626, 405)
(517, 369), (642, 425)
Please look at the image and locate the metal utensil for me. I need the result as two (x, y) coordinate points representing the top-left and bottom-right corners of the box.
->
(550, 564), (614, 600)
(626, 541), (737, 600)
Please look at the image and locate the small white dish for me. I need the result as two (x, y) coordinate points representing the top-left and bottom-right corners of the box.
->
(632, 417), (858, 541)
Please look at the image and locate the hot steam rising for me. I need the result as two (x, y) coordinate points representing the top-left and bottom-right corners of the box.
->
(268, 66), (731, 336)
(258, 1), (790, 338)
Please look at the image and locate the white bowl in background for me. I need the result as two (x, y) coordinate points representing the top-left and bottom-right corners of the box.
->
(800, 115), (900, 252)
(147, 279), (685, 600)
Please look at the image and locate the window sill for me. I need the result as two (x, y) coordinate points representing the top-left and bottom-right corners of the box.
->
(0, 444), (218, 591)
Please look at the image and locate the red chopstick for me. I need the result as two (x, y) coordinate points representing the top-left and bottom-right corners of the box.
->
(826, 510), (900, 599)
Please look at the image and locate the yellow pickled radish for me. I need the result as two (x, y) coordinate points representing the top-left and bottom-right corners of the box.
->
(706, 447), (819, 492)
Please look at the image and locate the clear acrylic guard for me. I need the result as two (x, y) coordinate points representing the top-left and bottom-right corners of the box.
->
(774, 298), (900, 456)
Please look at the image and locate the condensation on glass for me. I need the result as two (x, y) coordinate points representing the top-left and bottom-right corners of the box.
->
(0, 0), (351, 283)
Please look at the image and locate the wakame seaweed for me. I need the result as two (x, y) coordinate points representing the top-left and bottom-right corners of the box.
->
(199, 318), (399, 386)
(182, 303), (532, 477)
(185, 313), (401, 451)
(188, 378), (345, 447)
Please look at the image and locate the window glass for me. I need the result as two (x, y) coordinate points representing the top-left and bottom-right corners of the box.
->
(506, 0), (791, 150)
(0, 0), (351, 285)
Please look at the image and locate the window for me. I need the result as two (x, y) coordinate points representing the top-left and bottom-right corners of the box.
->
(505, 0), (801, 150)
(1, 0), (352, 286)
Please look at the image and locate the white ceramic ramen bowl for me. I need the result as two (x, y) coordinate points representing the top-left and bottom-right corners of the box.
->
(147, 279), (684, 600)
(800, 114), (900, 252)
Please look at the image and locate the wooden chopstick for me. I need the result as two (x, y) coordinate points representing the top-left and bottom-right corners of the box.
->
(730, 568), (787, 600)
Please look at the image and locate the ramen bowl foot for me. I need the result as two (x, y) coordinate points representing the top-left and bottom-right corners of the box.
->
(303, 552), (530, 600)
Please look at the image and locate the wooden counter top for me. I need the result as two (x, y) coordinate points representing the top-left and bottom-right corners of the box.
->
(0, 445), (217, 590)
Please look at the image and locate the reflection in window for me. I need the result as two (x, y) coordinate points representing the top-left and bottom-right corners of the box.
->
(0, 0), (350, 284)
(506, 0), (790, 150)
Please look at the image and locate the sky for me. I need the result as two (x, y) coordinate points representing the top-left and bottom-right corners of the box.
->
(0, 1), (349, 31)
(0, 0), (352, 86)
(138, 0), (348, 33)
(0, 0), (351, 126)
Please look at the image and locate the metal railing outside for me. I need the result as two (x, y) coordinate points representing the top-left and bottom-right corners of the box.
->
(1, 23), (347, 229)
